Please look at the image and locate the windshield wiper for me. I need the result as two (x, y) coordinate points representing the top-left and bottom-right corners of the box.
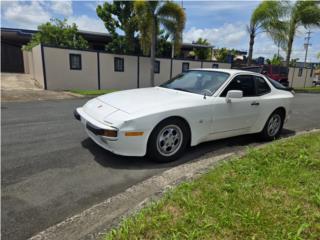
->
(172, 87), (192, 93)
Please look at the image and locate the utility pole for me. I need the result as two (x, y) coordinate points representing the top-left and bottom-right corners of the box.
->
(304, 30), (312, 68)
(303, 30), (312, 87)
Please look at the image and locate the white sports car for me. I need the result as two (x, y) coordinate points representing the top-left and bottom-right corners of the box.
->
(74, 69), (294, 162)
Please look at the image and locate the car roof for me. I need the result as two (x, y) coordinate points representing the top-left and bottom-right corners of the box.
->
(190, 68), (259, 75)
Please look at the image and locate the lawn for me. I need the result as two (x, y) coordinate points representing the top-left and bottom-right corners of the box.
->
(294, 86), (320, 93)
(69, 89), (117, 96)
(105, 132), (320, 240)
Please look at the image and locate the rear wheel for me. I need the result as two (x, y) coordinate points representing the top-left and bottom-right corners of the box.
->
(260, 109), (284, 141)
(147, 118), (189, 163)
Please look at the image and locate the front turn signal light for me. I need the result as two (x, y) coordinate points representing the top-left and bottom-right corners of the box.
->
(102, 130), (118, 137)
(125, 132), (144, 137)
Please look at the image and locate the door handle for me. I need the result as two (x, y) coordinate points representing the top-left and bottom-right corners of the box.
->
(251, 101), (260, 106)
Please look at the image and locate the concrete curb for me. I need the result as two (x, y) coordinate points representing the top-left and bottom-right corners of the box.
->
(29, 129), (320, 240)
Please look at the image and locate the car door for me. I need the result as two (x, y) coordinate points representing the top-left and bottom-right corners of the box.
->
(211, 74), (261, 138)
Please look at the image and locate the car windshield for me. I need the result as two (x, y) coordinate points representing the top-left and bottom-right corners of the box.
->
(160, 70), (230, 95)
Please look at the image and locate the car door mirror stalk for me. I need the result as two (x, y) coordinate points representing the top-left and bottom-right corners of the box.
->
(226, 90), (243, 103)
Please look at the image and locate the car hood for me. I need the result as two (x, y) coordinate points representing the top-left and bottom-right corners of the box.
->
(97, 87), (198, 114)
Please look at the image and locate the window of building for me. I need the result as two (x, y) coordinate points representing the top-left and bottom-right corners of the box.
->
(182, 62), (189, 72)
(298, 68), (303, 77)
(221, 75), (255, 97)
(154, 60), (160, 73)
(212, 63), (219, 68)
(254, 76), (271, 95)
(114, 57), (124, 72)
(69, 54), (81, 70)
(310, 68), (313, 77)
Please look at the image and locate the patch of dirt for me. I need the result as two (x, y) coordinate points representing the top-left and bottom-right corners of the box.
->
(1, 73), (83, 102)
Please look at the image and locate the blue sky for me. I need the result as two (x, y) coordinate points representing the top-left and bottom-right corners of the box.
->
(1, 0), (319, 61)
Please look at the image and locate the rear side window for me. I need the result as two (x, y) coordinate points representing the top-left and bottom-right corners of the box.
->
(267, 77), (289, 90)
(254, 76), (271, 95)
(221, 75), (255, 97)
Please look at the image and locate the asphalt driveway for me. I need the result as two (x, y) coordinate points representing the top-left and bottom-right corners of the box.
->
(2, 93), (320, 240)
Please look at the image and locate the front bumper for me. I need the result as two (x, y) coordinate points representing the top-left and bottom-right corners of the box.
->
(74, 108), (148, 157)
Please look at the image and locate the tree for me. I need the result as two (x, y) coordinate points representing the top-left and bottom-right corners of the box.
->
(270, 1), (320, 67)
(156, 30), (172, 58)
(247, 1), (285, 66)
(134, 0), (186, 86)
(317, 52), (320, 60)
(96, 1), (138, 54)
(289, 58), (299, 67)
(23, 18), (88, 51)
(193, 38), (211, 60)
(214, 48), (228, 62)
(270, 54), (283, 65)
(214, 48), (237, 62)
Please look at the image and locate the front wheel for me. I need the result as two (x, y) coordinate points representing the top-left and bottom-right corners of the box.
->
(147, 118), (189, 163)
(260, 110), (284, 141)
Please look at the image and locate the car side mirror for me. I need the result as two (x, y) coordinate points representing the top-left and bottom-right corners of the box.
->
(226, 90), (243, 103)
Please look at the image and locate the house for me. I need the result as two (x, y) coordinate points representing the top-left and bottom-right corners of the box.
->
(1, 27), (113, 73)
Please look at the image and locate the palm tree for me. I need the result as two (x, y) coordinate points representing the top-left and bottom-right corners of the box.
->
(271, 1), (320, 67)
(134, 0), (185, 86)
(247, 1), (285, 66)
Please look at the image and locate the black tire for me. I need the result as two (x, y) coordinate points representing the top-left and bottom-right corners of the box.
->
(147, 118), (189, 163)
(260, 109), (285, 141)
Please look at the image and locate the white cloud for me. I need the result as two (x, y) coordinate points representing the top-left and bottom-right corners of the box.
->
(1, 1), (105, 33)
(183, 23), (247, 49)
(184, 25), (319, 62)
(50, 1), (73, 17)
(2, 1), (51, 29)
(68, 15), (107, 33)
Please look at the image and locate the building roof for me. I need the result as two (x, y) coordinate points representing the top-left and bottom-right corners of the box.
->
(1, 27), (112, 42)
(1, 27), (248, 55)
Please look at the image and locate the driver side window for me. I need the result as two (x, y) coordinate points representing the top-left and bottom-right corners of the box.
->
(221, 75), (255, 97)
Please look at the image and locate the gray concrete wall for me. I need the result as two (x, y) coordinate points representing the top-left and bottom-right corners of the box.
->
(288, 67), (315, 88)
(202, 61), (231, 69)
(43, 47), (98, 90)
(100, 53), (138, 90)
(29, 45), (235, 90)
(27, 51), (35, 77)
(139, 57), (171, 87)
(32, 45), (44, 88)
(22, 51), (30, 74)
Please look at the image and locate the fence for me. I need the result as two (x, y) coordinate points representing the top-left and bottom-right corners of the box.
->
(288, 67), (316, 88)
(25, 44), (231, 90)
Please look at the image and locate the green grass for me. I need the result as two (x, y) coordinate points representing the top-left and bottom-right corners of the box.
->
(69, 89), (117, 96)
(105, 132), (320, 240)
(294, 86), (320, 93)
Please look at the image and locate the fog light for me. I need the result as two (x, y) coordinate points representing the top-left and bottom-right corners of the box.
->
(101, 130), (118, 137)
(125, 132), (144, 136)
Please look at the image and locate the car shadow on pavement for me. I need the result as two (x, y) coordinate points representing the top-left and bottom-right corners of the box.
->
(81, 128), (296, 170)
